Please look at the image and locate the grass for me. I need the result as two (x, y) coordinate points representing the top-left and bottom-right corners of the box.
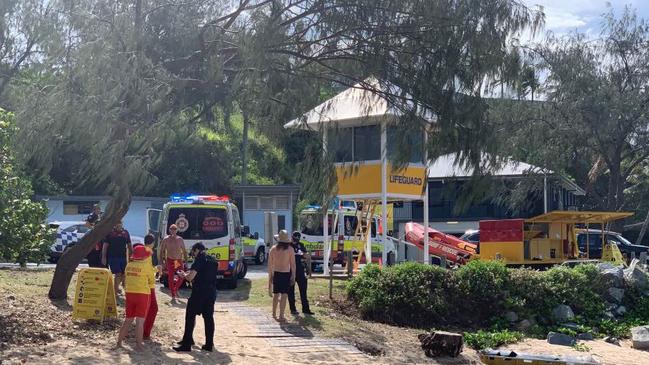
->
(0, 268), (67, 297)
(235, 277), (359, 337)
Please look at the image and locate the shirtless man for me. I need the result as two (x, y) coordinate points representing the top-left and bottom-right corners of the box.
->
(158, 224), (187, 301)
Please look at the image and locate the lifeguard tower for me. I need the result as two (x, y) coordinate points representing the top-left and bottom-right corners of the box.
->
(284, 77), (435, 274)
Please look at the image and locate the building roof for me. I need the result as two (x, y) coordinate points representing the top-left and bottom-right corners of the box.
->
(428, 153), (586, 195)
(428, 153), (541, 179)
(284, 77), (435, 130)
(34, 195), (169, 202)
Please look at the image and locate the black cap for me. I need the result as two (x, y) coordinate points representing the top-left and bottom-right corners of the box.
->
(292, 231), (301, 239)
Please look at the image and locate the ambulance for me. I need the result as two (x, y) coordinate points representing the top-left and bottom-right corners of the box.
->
(146, 194), (246, 289)
(298, 204), (396, 272)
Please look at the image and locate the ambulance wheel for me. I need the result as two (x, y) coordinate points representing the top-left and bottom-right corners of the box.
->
(255, 247), (265, 265)
(238, 261), (248, 279)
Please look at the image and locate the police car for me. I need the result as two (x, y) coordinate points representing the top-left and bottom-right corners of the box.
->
(48, 221), (144, 263)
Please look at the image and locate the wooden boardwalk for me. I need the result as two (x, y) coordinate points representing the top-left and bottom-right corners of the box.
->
(220, 303), (366, 358)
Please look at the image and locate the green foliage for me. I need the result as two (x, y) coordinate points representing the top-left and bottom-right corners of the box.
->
(464, 330), (524, 350)
(0, 109), (52, 265)
(346, 261), (646, 334)
(543, 265), (606, 318)
(454, 260), (509, 321)
(347, 262), (451, 327)
(572, 343), (591, 352)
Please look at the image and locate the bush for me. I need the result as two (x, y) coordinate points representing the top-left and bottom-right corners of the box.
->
(464, 329), (524, 350)
(453, 260), (509, 323)
(507, 268), (553, 319)
(345, 260), (644, 332)
(543, 264), (606, 319)
(0, 109), (52, 266)
(347, 262), (451, 327)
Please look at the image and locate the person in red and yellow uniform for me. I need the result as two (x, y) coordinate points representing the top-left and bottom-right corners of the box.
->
(142, 234), (158, 340)
(116, 245), (154, 352)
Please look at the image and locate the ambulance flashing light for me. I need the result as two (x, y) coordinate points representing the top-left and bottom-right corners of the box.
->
(170, 194), (230, 203)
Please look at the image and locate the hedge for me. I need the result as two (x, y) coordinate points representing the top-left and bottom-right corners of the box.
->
(346, 261), (646, 331)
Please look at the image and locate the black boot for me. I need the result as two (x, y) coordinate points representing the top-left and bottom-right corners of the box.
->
(176, 339), (195, 345)
(201, 344), (213, 352)
(173, 344), (192, 352)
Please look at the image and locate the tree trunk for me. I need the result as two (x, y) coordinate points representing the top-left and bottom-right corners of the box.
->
(606, 161), (625, 231)
(242, 110), (249, 185)
(636, 210), (649, 245)
(48, 184), (132, 300)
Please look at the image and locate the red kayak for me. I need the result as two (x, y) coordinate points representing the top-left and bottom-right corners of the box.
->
(404, 222), (476, 265)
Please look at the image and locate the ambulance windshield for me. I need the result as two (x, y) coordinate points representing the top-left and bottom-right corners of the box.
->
(167, 207), (228, 240)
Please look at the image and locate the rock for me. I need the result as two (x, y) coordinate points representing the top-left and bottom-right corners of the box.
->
(547, 332), (577, 346)
(418, 331), (463, 358)
(577, 333), (594, 341)
(516, 319), (532, 331)
(597, 262), (616, 271)
(560, 322), (579, 330)
(606, 287), (625, 304)
(604, 336), (621, 346)
(624, 259), (649, 291)
(605, 301), (617, 311)
(600, 265), (625, 288)
(631, 326), (649, 350)
(552, 305), (575, 322)
(615, 305), (627, 316)
(604, 311), (615, 319)
(505, 311), (518, 323)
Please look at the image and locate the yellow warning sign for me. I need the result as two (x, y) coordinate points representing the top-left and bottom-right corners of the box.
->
(601, 243), (626, 266)
(72, 268), (117, 322)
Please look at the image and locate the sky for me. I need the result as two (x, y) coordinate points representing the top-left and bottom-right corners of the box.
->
(522, 0), (649, 39)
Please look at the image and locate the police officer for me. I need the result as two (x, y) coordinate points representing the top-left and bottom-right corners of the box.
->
(288, 231), (313, 315)
(174, 242), (218, 352)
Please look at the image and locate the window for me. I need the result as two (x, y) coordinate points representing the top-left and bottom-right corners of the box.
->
(278, 215), (286, 231)
(387, 126), (423, 163)
(232, 207), (241, 237)
(244, 197), (258, 210)
(260, 197), (274, 210)
(329, 128), (353, 162)
(343, 215), (359, 236)
(275, 196), (289, 210)
(63, 224), (89, 234)
(353, 125), (380, 160)
(63, 201), (98, 215)
(577, 234), (602, 251)
(167, 207), (229, 240)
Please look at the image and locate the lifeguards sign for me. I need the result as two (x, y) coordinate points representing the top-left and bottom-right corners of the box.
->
(72, 268), (117, 322)
(335, 162), (426, 200)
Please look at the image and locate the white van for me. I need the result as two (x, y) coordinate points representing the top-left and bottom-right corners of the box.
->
(146, 195), (246, 289)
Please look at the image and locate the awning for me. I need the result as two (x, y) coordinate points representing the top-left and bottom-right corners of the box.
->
(526, 211), (634, 224)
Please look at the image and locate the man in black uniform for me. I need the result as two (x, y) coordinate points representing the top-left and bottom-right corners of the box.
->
(174, 242), (218, 352)
(85, 205), (105, 268)
(288, 231), (313, 315)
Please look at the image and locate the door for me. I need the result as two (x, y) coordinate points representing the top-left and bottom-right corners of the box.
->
(146, 208), (162, 236)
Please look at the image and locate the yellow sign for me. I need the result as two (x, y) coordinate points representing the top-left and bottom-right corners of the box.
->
(374, 203), (394, 231)
(601, 243), (626, 266)
(72, 268), (117, 322)
(335, 163), (426, 199)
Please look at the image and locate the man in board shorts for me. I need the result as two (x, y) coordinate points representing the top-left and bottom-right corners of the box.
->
(102, 221), (133, 296)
